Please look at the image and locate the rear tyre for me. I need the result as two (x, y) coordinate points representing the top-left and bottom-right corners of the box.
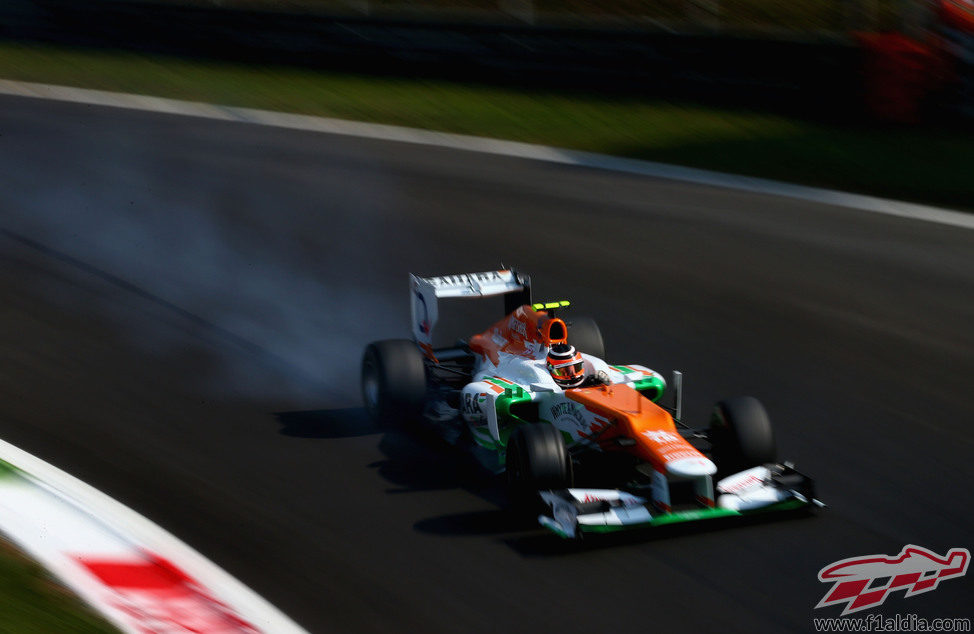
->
(568, 316), (605, 360)
(361, 339), (427, 428)
(506, 424), (573, 512)
(709, 396), (777, 473)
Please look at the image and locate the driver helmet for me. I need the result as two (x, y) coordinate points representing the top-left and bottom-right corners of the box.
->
(546, 343), (585, 388)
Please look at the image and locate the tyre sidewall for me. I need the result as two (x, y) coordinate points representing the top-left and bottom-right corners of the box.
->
(710, 396), (777, 472)
(506, 424), (572, 511)
(361, 339), (426, 427)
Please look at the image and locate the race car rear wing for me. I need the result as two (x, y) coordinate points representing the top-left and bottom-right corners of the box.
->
(410, 269), (531, 356)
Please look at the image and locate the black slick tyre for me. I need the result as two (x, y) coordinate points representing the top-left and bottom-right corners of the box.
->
(709, 396), (777, 473)
(506, 424), (573, 511)
(361, 339), (426, 428)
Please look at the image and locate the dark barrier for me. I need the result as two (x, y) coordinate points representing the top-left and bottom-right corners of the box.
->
(0, 0), (858, 114)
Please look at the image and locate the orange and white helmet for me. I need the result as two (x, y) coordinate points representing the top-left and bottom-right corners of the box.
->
(546, 343), (585, 388)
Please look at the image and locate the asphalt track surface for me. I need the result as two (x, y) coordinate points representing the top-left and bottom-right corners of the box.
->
(1, 94), (972, 633)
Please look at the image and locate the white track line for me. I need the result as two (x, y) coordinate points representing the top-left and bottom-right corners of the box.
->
(1, 78), (971, 231)
(0, 438), (309, 634)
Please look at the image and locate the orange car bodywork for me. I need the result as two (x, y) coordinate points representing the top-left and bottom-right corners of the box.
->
(469, 305), (567, 366)
(465, 303), (715, 510)
(567, 384), (717, 508)
(566, 385), (706, 468)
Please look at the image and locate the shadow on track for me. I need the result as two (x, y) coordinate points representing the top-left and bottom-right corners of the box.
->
(274, 406), (822, 552)
(372, 424), (503, 497)
(275, 407), (378, 438)
(376, 427), (535, 537)
(413, 509), (528, 536)
(277, 405), (529, 533)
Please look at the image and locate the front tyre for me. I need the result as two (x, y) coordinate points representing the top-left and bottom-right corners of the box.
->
(361, 339), (426, 428)
(506, 424), (573, 511)
(709, 396), (777, 473)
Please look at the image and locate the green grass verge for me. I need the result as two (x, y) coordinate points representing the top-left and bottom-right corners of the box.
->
(0, 539), (119, 634)
(0, 41), (970, 209)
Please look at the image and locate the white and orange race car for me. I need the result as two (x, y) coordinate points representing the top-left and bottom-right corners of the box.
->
(361, 269), (821, 539)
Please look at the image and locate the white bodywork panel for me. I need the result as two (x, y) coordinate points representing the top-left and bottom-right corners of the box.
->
(466, 348), (665, 444)
(539, 467), (808, 537)
(716, 465), (793, 511)
(539, 489), (654, 537)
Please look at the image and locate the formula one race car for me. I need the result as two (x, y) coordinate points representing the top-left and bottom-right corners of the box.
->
(361, 269), (822, 538)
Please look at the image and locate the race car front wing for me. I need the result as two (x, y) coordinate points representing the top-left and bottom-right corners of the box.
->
(538, 463), (823, 539)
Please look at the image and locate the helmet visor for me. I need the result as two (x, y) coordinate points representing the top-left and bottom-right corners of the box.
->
(549, 361), (584, 380)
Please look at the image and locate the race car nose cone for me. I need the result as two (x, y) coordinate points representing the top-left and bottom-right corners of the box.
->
(666, 457), (718, 478)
